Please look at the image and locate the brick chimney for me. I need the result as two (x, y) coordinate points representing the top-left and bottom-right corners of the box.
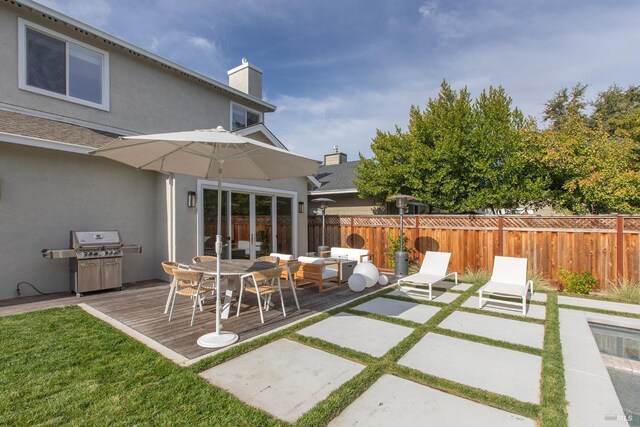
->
(228, 58), (263, 99)
(324, 145), (347, 165)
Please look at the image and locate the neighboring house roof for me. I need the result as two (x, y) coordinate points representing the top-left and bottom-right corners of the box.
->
(11, 0), (275, 113)
(309, 160), (360, 195)
(0, 109), (120, 152)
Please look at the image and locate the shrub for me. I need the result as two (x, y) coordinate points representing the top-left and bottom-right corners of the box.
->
(603, 278), (640, 304)
(528, 270), (554, 292)
(558, 268), (597, 294)
(460, 267), (490, 286)
(385, 232), (413, 269)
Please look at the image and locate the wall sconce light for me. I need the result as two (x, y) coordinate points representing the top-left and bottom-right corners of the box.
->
(187, 191), (196, 208)
(298, 201), (305, 213)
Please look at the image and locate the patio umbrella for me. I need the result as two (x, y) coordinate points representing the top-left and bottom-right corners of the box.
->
(92, 126), (319, 348)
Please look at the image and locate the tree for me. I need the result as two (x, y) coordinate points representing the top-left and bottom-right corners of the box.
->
(592, 84), (640, 140)
(543, 83), (588, 128)
(542, 108), (640, 213)
(355, 81), (547, 213)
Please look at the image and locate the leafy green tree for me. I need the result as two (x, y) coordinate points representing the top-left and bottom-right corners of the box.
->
(542, 108), (640, 213)
(355, 80), (546, 213)
(543, 83), (588, 128)
(592, 84), (640, 140)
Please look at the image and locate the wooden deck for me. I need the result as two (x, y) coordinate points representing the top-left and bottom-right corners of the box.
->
(2, 278), (389, 361)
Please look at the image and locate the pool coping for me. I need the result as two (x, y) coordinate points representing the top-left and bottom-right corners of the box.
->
(559, 308), (630, 426)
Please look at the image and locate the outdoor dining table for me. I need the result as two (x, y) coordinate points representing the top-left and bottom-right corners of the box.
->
(188, 259), (276, 319)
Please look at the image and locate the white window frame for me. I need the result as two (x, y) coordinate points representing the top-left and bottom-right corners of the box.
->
(230, 101), (262, 130)
(18, 18), (110, 111)
(196, 179), (298, 258)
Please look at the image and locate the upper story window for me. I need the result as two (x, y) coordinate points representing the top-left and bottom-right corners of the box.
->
(18, 19), (110, 111)
(231, 103), (261, 130)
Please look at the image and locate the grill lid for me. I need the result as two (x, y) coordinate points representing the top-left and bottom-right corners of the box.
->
(72, 231), (121, 248)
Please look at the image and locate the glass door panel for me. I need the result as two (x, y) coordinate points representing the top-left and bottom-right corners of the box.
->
(255, 195), (272, 258)
(202, 189), (228, 257)
(230, 192), (251, 259)
(276, 197), (293, 254)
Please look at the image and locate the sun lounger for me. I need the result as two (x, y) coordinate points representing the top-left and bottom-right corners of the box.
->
(397, 251), (457, 300)
(478, 256), (534, 315)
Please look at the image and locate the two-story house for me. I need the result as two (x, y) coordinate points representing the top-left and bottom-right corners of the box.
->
(0, 0), (313, 300)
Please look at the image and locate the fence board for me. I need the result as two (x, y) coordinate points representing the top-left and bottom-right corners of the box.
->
(307, 214), (640, 285)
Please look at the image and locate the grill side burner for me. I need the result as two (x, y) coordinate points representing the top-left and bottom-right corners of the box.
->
(42, 231), (142, 297)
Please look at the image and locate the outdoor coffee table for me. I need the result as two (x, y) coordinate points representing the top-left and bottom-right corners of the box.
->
(188, 259), (275, 319)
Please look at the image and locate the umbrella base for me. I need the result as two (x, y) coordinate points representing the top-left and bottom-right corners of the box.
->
(197, 331), (239, 348)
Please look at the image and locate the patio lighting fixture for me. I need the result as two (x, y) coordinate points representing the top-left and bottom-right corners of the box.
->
(311, 197), (335, 255)
(298, 201), (305, 213)
(187, 191), (197, 208)
(388, 194), (415, 277)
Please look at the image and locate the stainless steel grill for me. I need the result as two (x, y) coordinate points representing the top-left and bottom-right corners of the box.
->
(42, 231), (142, 296)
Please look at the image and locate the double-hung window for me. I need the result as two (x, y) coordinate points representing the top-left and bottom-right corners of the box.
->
(231, 103), (261, 130)
(18, 19), (109, 110)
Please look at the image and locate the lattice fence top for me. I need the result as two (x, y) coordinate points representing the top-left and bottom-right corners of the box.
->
(503, 216), (617, 231)
(419, 216), (499, 229)
(308, 215), (640, 232)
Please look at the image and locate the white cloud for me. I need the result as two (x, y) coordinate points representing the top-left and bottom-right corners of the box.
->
(37, 0), (112, 27)
(187, 36), (215, 51)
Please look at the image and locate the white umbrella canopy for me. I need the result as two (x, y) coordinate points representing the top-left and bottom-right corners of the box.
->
(91, 126), (319, 348)
(93, 126), (319, 180)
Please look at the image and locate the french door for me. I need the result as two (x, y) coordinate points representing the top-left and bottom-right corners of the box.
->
(200, 183), (296, 260)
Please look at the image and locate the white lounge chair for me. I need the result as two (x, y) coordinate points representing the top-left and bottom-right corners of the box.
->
(396, 251), (458, 300)
(478, 256), (534, 315)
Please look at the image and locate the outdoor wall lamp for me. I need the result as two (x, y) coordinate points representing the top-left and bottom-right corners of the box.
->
(298, 201), (305, 214)
(387, 194), (415, 277)
(187, 191), (197, 208)
(311, 197), (335, 255)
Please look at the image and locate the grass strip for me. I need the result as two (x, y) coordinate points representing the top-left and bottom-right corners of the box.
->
(388, 363), (540, 420)
(539, 293), (568, 427)
(557, 304), (640, 319)
(457, 305), (545, 325)
(343, 308), (421, 329)
(381, 293), (447, 308)
(0, 306), (284, 427)
(289, 333), (378, 365)
(293, 363), (386, 426)
(432, 326), (542, 356)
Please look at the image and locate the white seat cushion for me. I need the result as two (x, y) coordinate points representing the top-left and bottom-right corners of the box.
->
(480, 280), (528, 298)
(270, 253), (293, 261)
(399, 273), (446, 286)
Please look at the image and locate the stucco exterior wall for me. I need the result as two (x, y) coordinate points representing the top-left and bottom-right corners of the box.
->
(310, 193), (382, 216)
(0, 143), (158, 300)
(0, 4), (267, 135)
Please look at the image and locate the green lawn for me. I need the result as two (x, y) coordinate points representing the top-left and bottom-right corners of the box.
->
(1, 284), (569, 426)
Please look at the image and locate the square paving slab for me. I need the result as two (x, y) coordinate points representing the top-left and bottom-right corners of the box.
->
(298, 312), (414, 357)
(439, 310), (545, 348)
(463, 296), (546, 320)
(388, 288), (461, 304)
(329, 374), (535, 427)
(200, 339), (364, 423)
(399, 333), (542, 403)
(354, 297), (440, 323)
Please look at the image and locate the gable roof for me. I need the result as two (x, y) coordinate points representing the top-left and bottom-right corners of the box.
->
(10, 0), (275, 113)
(310, 160), (360, 195)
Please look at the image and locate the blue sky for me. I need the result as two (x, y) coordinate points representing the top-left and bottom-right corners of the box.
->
(39, 0), (640, 161)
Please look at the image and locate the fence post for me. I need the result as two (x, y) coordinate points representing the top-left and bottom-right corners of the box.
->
(497, 215), (504, 256)
(616, 215), (624, 280)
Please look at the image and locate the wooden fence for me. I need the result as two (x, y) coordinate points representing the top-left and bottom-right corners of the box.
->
(308, 215), (640, 286)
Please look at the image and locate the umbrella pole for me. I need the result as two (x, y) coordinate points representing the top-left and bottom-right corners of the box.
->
(197, 160), (239, 348)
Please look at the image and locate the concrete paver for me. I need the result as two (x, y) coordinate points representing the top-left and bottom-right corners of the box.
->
(439, 310), (545, 348)
(354, 297), (440, 323)
(387, 288), (460, 304)
(399, 333), (542, 403)
(298, 312), (414, 357)
(329, 374), (535, 427)
(558, 295), (640, 315)
(559, 309), (628, 427)
(463, 296), (546, 320)
(200, 339), (364, 423)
